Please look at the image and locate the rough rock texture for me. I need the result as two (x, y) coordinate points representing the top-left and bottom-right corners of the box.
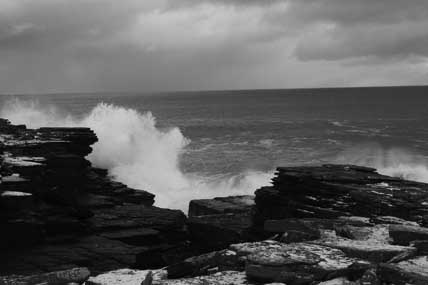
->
(86, 268), (167, 285)
(187, 195), (261, 251)
(311, 231), (416, 263)
(166, 249), (242, 279)
(0, 119), (187, 275)
(3, 117), (428, 284)
(89, 270), (287, 285)
(155, 271), (252, 285)
(378, 256), (428, 284)
(239, 241), (363, 284)
(0, 267), (90, 285)
(255, 165), (428, 226)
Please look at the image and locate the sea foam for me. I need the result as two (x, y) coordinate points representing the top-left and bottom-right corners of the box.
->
(0, 99), (272, 211)
(335, 143), (428, 183)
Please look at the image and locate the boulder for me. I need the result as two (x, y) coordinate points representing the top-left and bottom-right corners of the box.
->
(188, 212), (257, 250)
(231, 240), (359, 284)
(264, 219), (321, 243)
(311, 237), (416, 263)
(317, 278), (357, 285)
(378, 256), (428, 284)
(154, 271), (281, 285)
(255, 165), (428, 227)
(411, 240), (428, 255)
(334, 225), (390, 243)
(389, 224), (428, 245)
(0, 267), (90, 285)
(87, 268), (167, 285)
(188, 195), (254, 217)
(166, 249), (241, 279)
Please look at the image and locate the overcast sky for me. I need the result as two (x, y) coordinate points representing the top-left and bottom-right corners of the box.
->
(1, 0), (427, 94)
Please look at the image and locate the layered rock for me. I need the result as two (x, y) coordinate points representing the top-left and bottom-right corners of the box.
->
(0, 119), (186, 275)
(3, 116), (428, 284)
(255, 165), (428, 226)
(163, 165), (428, 284)
(187, 195), (261, 251)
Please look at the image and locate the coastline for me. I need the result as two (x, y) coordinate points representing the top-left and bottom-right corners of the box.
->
(1, 118), (428, 284)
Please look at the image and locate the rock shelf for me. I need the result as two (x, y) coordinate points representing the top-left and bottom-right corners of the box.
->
(2, 118), (428, 284)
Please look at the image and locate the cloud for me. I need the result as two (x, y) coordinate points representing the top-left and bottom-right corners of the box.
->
(275, 0), (428, 61)
(0, 0), (427, 94)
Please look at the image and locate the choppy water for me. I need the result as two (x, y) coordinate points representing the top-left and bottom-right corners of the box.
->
(2, 86), (428, 209)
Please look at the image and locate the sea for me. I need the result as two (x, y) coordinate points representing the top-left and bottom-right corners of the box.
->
(1, 86), (428, 210)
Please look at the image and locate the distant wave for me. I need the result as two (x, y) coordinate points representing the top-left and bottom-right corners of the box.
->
(259, 139), (274, 148)
(330, 121), (345, 127)
(335, 143), (428, 183)
(0, 99), (272, 211)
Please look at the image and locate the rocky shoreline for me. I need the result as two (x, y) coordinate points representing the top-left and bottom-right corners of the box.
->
(1, 119), (428, 284)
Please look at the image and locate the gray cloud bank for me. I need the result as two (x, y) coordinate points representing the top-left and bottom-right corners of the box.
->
(0, 0), (427, 94)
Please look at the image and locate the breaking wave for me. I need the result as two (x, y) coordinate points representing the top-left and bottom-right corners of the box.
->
(0, 99), (272, 211)
(335, 143), (428, 183)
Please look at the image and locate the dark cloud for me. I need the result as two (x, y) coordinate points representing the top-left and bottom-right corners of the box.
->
(0, 0), (427, 94)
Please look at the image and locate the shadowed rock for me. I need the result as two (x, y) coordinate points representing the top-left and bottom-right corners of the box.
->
(0, 119), (186, 276)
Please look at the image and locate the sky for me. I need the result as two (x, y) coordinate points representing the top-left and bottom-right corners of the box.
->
(0, 0), (427, 94)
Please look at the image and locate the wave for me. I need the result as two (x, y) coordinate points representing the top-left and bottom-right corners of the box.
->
(259, 139), (274, 148)
(335, 143), (428, 183)
(0, 99), (272, 211)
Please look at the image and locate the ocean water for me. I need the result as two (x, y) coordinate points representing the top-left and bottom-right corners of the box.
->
(1, 86), (428, 210)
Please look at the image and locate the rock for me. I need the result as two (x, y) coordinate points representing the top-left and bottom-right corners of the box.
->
(317, 278), (357, 285)
(99, 228), (162, 246)
(231, 240), (358, 284)
(255, 165), (428, 227)
(188, 195), (254, 217)
(87, 269), (167, 285)
(264, 219), (321, 243)
(187, 212), (257, 250)
(143, 271), (153, 285)
(89, 205), (186, 233)
(166, 249), (241, 279)
(0, 190), (34, 210)
(370, 216), (420, 226)
(334, 225), (390, 243)
(389, 224), (428, 245)
(411, 240), (428, 255)
(378, 256), (428, 284)
(0, 235), (146, 275)
(309, 224), (412, 264)
(311, 236), (416, 263)
(0, 267), (90, 285)
(154, 271), (271, 285)
(0, 117), (191, 275)
(336, 216), (373, 227)
(358, 268), (380, 285)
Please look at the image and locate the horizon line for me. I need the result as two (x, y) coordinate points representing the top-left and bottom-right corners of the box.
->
(1, 83), (428, 96)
